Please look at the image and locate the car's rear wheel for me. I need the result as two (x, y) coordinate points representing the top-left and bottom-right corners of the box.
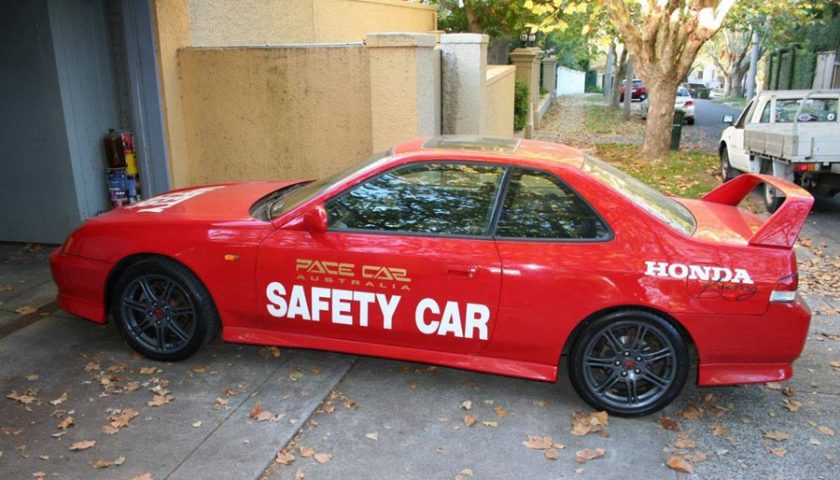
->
(112, 257), (219, 362)
(568, 310), (689, 417)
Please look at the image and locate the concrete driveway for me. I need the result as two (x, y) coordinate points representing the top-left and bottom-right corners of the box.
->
(2, 301), (838, 480)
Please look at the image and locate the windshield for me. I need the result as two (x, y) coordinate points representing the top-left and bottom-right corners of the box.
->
(583, 156), (696, 235)
(268, 149), (392, 219)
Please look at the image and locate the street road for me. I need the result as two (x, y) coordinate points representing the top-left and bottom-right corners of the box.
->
(681, 99), (743, 152)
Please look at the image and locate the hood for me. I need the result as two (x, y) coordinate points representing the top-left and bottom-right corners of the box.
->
(96, 181), (303, 223)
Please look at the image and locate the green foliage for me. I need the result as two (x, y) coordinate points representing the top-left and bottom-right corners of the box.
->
(584, 104), (644, 135)
(427, 0), (598, 69)
(432, 0), (540, 37)
(585, 84), (603, 94)
(593, 144), (719, 200)
(514, 80), (529, 131)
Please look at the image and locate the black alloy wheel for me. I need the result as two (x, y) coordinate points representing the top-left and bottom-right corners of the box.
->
(113, 257), (218, 361)
(569, 311), (689, 417)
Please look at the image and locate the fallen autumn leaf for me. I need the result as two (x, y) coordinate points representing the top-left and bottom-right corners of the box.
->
(666, 455), (693, 473)
(575, 448), (605, 464)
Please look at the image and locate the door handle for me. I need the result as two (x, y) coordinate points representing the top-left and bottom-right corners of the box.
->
(447, 265), (478, 279)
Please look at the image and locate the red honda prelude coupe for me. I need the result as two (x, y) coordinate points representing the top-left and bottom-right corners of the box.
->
(51, 137), (813, 416)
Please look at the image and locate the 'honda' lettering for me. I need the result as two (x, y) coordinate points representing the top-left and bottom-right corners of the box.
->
(644, 261), (753, 284)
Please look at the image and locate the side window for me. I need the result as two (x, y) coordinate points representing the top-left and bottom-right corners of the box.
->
(759, 102), (772, 123)
(735, 99), (756, 128)
(326, 162), (505, 236)
(495, 169), (609, 240)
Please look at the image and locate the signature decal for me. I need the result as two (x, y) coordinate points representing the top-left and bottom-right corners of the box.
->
(690, 280), (758, 302)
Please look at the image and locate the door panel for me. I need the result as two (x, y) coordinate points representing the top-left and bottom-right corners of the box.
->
(726, 100), (755, 171)
(256, 160), (507, 356)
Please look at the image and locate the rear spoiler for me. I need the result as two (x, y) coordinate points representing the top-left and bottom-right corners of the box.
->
(701, 174), (814, 249)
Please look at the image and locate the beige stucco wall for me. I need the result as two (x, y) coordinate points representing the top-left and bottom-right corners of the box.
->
(188, 0), (436, 47)
(153, 0), (436, 187)
(178, 46), (373, 184)
(312, 0), (436, 44)
(484, 65), (515, 137)
(153, 0), (191, 187)
(367, 33), (439, 152)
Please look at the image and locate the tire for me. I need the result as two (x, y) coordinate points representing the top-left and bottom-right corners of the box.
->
(763, 183), (784, 213)
(685, 116), (695, 125)
(111, 257), (220, 362)
(720, 148), (737, 181)
(568, 310), (689, 417)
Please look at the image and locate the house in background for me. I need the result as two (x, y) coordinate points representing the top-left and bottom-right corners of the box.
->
(686, 60), (723, 89)
(1, 0), (550, 244)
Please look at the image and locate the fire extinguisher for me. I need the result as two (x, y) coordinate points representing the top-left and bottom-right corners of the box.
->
(103, 129), (142, 208)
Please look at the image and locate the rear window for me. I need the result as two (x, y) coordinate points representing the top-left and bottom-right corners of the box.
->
(582, 156), (696, 235)
(774, 98), (838, 123)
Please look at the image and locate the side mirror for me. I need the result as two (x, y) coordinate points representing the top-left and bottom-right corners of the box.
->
(302, 204), (328, 235)
(722, 114), (734, 125)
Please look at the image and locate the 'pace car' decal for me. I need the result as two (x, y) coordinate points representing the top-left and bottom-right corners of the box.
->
(644, 261), (753, 284)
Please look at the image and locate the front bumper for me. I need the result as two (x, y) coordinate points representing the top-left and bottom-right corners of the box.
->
(50, 249), (111, 323)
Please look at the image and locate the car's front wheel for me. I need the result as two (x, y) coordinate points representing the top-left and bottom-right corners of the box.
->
(763, 183), (785, 213)
(112, 257), (219, 362)
(720, 147), (737, 181)
(568, 310), (689, 417)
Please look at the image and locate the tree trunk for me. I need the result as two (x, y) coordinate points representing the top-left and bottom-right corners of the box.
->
(724, 69), (746, 98)
(640, 79), (680, 159)
(463, 0), (481, 33)
(722, 74), (732, 97)
(745, 30), (760, 99)
(730, 69), (746, 98)
(610, 48), (628, 109)
(623, 59), (633, 121)
(604, 41), (616, 97)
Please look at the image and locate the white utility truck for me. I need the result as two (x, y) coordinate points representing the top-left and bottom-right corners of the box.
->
(719, 89), (840, 212)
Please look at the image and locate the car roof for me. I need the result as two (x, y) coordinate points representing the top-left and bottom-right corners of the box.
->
(757, 89), (840, 97)
(391, 136), (585, 169)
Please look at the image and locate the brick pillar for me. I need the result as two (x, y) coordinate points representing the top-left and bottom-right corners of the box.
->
(511, 47), (542, 137)
(440, 33), (489, 135)
(366, 33), (438, 151)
